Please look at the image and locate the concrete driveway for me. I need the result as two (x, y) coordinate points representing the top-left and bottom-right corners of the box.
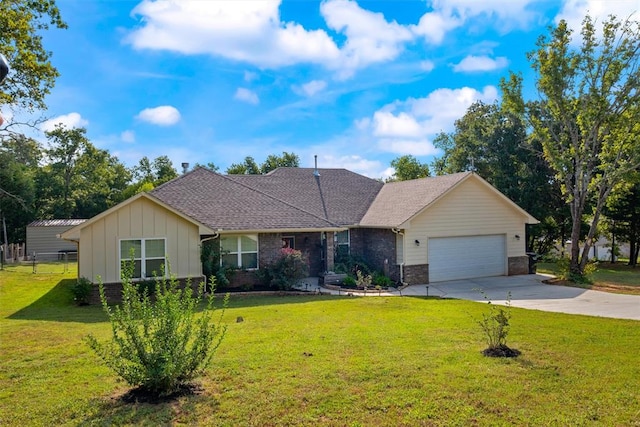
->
(401, 274), (640, 321)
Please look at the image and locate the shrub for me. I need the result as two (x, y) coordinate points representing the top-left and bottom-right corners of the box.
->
(71, 277), (93, 306)
(557, 257), (596, 284)
(85, 260), (228, 398)
(476, 291), (519, 357)
(372, 272), (393, 288)
(201, 238), (234, 289)
(333, 254), (372, 277)
(261, 248), (309, 290)
(342, 276), (356, 287)
(355, 270), (372, 289)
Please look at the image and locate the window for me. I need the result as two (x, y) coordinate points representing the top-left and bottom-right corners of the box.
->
(220, 235), (258, 269)
(335, 230), (350, 259)
(120, 238), (166, 279)
(282, 236), (295, 249)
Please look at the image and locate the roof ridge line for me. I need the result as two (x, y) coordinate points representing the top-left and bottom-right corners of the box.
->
(223, 174), (342, 227)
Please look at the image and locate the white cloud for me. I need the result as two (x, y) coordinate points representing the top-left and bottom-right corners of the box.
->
(320, 0), (414, 78)
(556, 0), (639, 34)
(128, 0), (340, 68)
(234, 88), (260, 105)
(432, 0), (540, 31)
(136, 105), (181, 126)
(244, 71), (259, 82)
(293, 80), (327, 97)
(357, 86), (498, 156)
(40, 112), (89, 132)
(318, 154), (386, 178)
(411, 11), (462, 44)
(453, 55), (508, 72)
(420, 60), (436, 72)
(120, 130), (136, 143)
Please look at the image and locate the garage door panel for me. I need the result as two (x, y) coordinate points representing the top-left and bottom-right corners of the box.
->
(429, 235), (505, 282)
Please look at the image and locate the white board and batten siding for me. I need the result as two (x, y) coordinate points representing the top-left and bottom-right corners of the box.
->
(26, 219), (86, 256)
(78, 196), (201, 283)
(403, 177), (528, 282)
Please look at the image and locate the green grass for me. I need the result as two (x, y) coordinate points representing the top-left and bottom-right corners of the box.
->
(1, 264), (640, 426)
(538, 261), (640, 289)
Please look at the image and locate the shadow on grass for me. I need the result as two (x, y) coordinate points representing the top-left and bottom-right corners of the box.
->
(8, 278), (107, 323)
(82, 387), (219, 425)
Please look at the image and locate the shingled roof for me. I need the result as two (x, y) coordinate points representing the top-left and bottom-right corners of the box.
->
(359, 172), (472, 227)
(150, 167), (383, 232)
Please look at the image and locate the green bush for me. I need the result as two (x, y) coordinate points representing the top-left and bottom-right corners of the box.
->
(476, 291), (519, 357)
(342, 276), (356, 287)
(355, 270), (372, 289)
(85, 260), (228, 398)
(372, 273), (393, 288)
(71, 277), (93, 306)
(261, 248), (309, 290)
(333, 254), (372, 276)
(557, 257), (596, 284)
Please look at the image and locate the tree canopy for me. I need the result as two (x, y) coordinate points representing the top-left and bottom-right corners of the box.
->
(226, 152), (300, 175)
(502, 15), (640, 276)
(0, 0), (67, 113)
(387, 155), (430, 182)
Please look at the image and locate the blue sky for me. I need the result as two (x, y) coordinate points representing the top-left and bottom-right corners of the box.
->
(11, 0), (640, 178)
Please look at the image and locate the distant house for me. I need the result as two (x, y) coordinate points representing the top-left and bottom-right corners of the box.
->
(26, 219), (87, 260)
(61, 167), (537, 287)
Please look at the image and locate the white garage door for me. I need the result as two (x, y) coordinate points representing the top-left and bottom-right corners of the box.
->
(428, 235), (506, 282)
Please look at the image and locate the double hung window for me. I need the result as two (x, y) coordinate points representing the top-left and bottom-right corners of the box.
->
(220, 235), (258, 269)
(120, 238), (166, 279)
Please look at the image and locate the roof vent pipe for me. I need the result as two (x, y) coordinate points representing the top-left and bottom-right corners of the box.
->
(181, 162), (189, 174)
(313, 155), (320, 177)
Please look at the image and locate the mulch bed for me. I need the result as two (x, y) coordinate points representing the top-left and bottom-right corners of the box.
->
(482, 345), (521, 358)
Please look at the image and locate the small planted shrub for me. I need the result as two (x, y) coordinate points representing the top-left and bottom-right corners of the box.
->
(355, 270), (372, 289)
(71, 277), (93, 305)
(476, 291), (520, 358)
(557, 257), (597, 284)
(262, 248), (309, 290)
(372, 272), (394, 288)
(342, 276), (356, 287)
(85, 260), (228, 399)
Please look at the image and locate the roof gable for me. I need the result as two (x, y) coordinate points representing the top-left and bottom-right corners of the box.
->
(60, 192), (216, 241)
(360, 172), (538, 228)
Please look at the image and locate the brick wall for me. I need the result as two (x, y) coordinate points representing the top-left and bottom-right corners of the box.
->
(508, 256), (529, 275)
(349, 228), (399, 281)
(403, 264), (429, 284)
(88, 276), (204, 305)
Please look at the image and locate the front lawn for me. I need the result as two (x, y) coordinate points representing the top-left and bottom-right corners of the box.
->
(538, 261), (640, 294)
(1, 265), (639, 426)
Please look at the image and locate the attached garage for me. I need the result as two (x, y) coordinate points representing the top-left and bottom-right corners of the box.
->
(428, 235), (506, 282)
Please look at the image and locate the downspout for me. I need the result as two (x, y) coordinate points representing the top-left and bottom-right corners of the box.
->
(200, 231), (220, 286)
(391, 228), (406, 285)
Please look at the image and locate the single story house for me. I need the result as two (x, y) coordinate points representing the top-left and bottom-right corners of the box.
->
(26, 219), (86, 260)
(61, 167), (537, 288)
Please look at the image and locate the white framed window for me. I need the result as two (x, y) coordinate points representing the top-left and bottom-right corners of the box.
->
(220, 235), (258, 269)
(119, 238), (166, 279)
(335, 230), (350, 258)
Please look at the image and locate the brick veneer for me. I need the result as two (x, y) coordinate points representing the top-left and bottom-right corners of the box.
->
(403, 264), (429, 284)
(349, 228), (400, 282)
(508, 256), (529, 275)
(87, 276), (204, 305)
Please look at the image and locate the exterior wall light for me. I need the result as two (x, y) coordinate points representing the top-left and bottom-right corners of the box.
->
(515, 235), (521, 240)
(415, 239), (420, 246)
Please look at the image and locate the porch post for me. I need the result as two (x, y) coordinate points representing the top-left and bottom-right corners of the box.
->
(325, 231), (335, 272)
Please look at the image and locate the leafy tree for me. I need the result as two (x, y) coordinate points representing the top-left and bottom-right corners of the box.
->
(0, 0), (67, 113)
(432, 101), (568, 254)
(86, 261), (228, 398)
(260, 151), (300, 174)
(226, 156), (260, 175)
(153, 155), (178, 185)
(226, 152), (300, 175)
(387, 155), (430, 182)
(502, 15), (640, 276)
(39, 125), (89, 218)
(604, 179), (640, 266)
